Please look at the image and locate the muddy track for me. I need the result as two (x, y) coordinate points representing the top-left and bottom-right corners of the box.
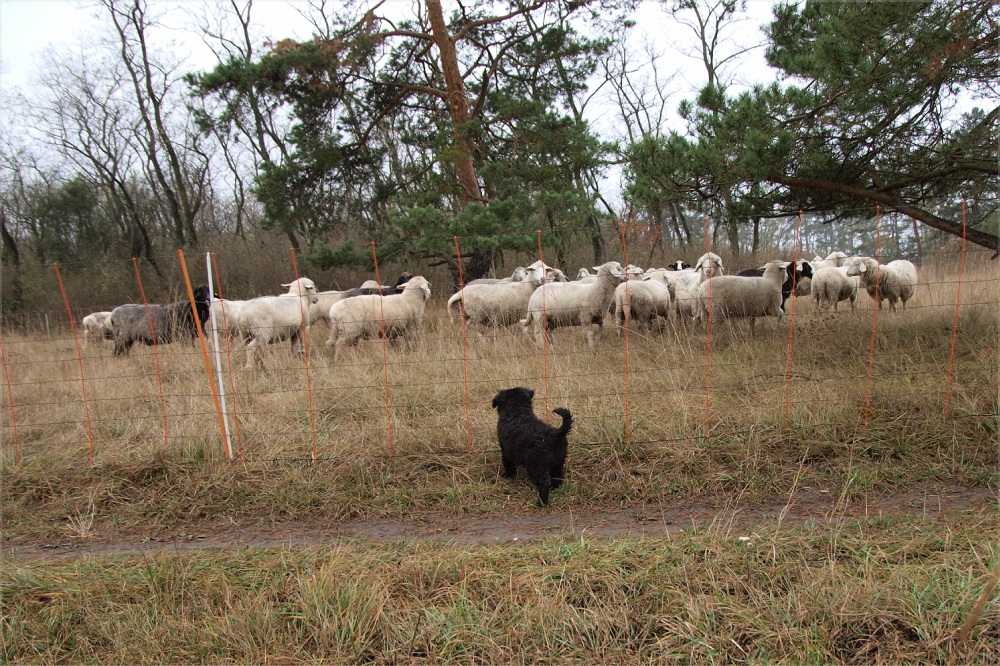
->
(4, 486), (995, 562)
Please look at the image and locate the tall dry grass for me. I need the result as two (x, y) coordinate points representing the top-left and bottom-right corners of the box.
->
(0, 249), (996, 537)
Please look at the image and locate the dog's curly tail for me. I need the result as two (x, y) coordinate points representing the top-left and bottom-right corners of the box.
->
(552, 407), (573, 436)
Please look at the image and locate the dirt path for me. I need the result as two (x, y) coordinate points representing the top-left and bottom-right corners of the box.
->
(4, 486), (994, 562)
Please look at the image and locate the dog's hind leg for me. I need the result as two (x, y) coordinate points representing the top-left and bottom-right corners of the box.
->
(530, 470), (551, 506)
(549, 461), (565, 490)
(501, 455), (517, 479)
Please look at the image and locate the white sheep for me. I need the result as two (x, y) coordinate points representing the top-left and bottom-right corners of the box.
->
(614, 271), (672, 333)
(207, 298), (248, 340)
(308, 291), (348, 326)
(671, 252), (724, 323)
(237, 277), (320, 369)
(526, 260), (568, 283)
(447, 267), (543, 336)
(326, 276), (432, 361)
(845, 257), (917, 312)
(810, 266), (858, 311)
(795, 252), (849, 296)
(81, 311), (114, 345)
(466, 267), (529, 286)
(520, 260), (624, 347)
(694, 260), (787, 333)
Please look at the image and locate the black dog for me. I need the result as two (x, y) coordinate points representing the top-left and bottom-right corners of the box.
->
(491, 387), (572, 506)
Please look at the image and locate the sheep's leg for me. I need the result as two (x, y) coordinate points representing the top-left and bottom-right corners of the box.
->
(244, 341), (258, 370)
(113, 339), (131, 357)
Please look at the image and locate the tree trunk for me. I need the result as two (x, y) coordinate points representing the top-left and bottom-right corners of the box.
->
(1, 208), (21, 268)
(751, 217), (760, 255)
(911, 217), (923, 264)
(426, 0), (484, 206)
(727, 217), (740, 256)
(587, 213), (603, 265)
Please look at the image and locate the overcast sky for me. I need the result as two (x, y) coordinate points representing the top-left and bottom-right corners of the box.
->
(0, 0), (780, 206)
(1, 0), (779, 95)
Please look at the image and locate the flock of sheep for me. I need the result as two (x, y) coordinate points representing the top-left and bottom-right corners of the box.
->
(80, 251), (918, 366)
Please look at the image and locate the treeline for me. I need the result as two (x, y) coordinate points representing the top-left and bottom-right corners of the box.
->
(1, 0), (995, 313)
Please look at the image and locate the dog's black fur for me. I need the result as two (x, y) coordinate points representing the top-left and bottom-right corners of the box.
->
(491, 387), (572, 506)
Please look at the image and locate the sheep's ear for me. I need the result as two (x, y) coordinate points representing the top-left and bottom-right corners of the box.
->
(858, 263), (868, 273)
(491, 395), (502, 409)
(527, 389), (535, 400)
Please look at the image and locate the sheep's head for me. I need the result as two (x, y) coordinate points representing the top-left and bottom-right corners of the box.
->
(545, 268), (568, 283)
(510, 267), (529, 282)
(623, 264), (644, 281)
(283, 278), (319, 296)
(404, 276), (432, 301)
(576, 267), (592, 279)
(694, 253), (724, 279)
(825, 251), (849, 266)
(845, 258), (875, 277)
(667, 260), (691, 271)
(595, 261), (625, 280)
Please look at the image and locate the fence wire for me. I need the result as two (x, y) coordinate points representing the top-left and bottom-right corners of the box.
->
(1, 244), (996, 469)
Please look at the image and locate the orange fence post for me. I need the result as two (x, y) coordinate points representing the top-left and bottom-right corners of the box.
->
(53, 262), (95, 466)
(536, 230), (550, 422)
(0, 342), (20, 469)
(453, 236), (472, 454)
(177, 250), (232, 460)
(703, 217), (712, 442)
(619, 223), (631, 447)
(132, 258), (169, 455)
(943, 200), (968, 417)
(288, 248), (319, 461)
(210, 254), (244, 461)
(371, 241), (394, 458)
(863, 206), (882, 427)
(784, 211), (803, 430)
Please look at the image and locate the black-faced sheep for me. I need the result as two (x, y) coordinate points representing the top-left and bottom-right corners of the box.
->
(520, 260), (624, 347)
(326, 276), (432, 361)
(111, 286), (214, 357)
(737, 260), (813, 310)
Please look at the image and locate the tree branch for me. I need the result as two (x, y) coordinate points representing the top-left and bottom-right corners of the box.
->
(767, 174), (998, 252)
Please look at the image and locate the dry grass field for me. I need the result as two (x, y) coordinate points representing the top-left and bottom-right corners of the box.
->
(2, 248), (997, 663)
